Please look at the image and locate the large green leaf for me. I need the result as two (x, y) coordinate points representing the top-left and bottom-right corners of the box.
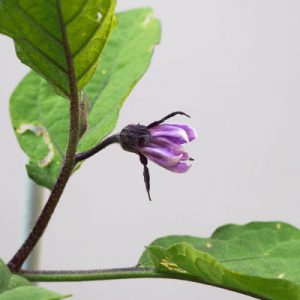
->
(0, 0), (116, 96)
(0, 259), (68, 300)
(139, 222), (300, 300)
(10, 8), (161, 189)
(77, 7), (161, 152)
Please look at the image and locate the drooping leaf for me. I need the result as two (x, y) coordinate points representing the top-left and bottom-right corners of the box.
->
(0, 259), (68, 299)
(10, 8), (161, 189)
(0, 0), (116, 96)
(139, 222), (300, 300)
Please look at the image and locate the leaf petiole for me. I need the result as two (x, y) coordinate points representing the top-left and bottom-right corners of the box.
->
(20, 267), (270, 300)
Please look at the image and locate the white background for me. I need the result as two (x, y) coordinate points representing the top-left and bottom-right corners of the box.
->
(1, 0), (300, 299)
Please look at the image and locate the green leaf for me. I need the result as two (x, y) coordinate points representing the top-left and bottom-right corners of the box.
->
(139, 222), (300, 300)
(10, 73), (70, 189)
(10, 8), (161, 189)
(0, 0), (116, 96)
(0, 259), (68, 300)
(0, 261), (10, 294)
(6, 275), (31, 291)
(77, 7), (161, 152)
(0, 287), (70, 300)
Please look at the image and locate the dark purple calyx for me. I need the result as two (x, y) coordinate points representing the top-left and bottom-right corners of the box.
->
(120, 124), (151, 153)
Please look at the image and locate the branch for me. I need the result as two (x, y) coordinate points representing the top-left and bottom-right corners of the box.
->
(20, 267), (270, 300)
(8, 0), (80, 272)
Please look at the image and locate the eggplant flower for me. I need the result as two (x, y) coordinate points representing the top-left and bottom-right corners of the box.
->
(139, 123), (196, 173)
(120, 112), (196, 200)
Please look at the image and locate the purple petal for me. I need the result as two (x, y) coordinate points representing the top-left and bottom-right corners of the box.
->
(140, 146), (183, 167)
(147, 136), (177, 147)
(138, 122), (195, 173)
(168, 124), (197, 142)
(168, 162), (191, 173)
(149, 125), (189, 144)
(171, 144), (189, 160)
(144, 140), (189, 160)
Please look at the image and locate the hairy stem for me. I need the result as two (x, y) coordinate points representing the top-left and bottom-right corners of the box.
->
(8, 0), (80, 272)
(21, 267), (158, 282)
(75, 134), (120, 164)
(20, 267), (269, 300)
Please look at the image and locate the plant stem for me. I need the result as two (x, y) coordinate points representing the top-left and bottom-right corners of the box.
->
(20, 267), (269, 300)
(75, 134), (120, 164)
(7, 0), (80, 272)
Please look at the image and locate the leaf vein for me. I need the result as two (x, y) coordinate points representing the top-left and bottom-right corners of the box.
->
(65, 0), (91, 25)
(16, 1), (63, 45)
(19, 37), (68, 77)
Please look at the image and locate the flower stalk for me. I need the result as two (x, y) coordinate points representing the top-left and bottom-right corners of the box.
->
(75, 134), (120, 164)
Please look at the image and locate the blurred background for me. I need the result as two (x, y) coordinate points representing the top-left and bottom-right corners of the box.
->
(1, 0), (300, 299)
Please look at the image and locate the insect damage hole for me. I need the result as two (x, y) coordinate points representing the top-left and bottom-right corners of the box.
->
(17, 124), (55, 167)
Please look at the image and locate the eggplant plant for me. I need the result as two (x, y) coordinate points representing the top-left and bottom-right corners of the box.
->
(0, 1), (299, 300)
